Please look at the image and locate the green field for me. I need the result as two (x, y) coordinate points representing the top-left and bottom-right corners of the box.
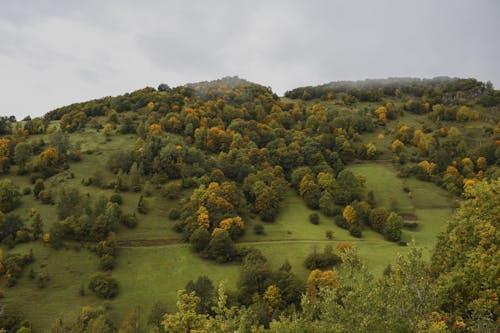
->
(3, 242), (240, 331)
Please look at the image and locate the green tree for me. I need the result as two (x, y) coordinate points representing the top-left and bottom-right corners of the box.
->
(186, 276), (215, 314)
(206, 230), (237, 263)
(384, 212), (402, 242)
(31, 213), (43, 240)
(14, 142), (32, 173)
(0, 179), (21, 213)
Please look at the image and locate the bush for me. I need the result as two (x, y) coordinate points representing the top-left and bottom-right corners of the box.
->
(334, 215), (348, 229)
(109, 194), (123, 205)
(22, 187), (31, 195)
(348, 224), (362, 238)
(88, 274), (119, 299)
(309, 213), (320, 225)
(253, 224), (265, 235)
(325, 230), (333, 240)
(304, 245), (341, 270)
(38, 190), (53, 204)
(172, 220), (185, 233)
(189, 228), (211, 252)
(99, 254), (116, 271)
(168, 208), (181, 220)
(137, 195), (148, 214)
(162, 183), (182, 200)
(120, 213), (137, 229)
(33, 178), (45, 197)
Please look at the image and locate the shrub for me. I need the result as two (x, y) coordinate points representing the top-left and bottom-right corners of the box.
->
(304, 245), (341, 270)
(99, 254), (116, 271)
(37, 271), (50, 289)
(189, 228), (211, 252)
(334, 215), (348, 229)
(168, 208), (181, 220)
(162, 183), (182, 200)
(120, 213), (137, 229)
(109, 194), (123, 205)
(325, 230), (333, 240)
(137, 195), (148, 214)
(88, 274), (119, 299)
(172, 220), (185, 233)
(309, 213), (320, 225)
(38, 190), (53, 204)
(253, 224), (265, 235)
(348, 224), (362, 238)
(22, 187), (31, 195)
(33, 178), (45, 198)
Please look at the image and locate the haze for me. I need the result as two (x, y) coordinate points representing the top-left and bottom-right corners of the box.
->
(1, 0), (499, 119)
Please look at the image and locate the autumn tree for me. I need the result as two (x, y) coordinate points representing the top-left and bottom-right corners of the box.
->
(306, 269), (339, 299)
(0, 138), (11, 173)
(163, 290), (208, 332)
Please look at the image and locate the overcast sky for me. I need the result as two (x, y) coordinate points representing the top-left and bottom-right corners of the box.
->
(1, 0), (499, 119)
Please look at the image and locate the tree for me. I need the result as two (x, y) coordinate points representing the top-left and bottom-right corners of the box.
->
(306, 269), (339, 299)
(50, 129), (71, 155)
(0, 213), (24, 241)
(14, 142), (32, 173)
(186, 276), (215, 314)
(206, 229), (237, 263)
(384, 212), (402, 242)
(391, 139), (404, 155)
(342, 205), (357, 225)
(189, 227), (211, 252)
(0, 138), (11, 173)
(148, 302), (167, 329)
(31, 213), (43, 240)
(319, 191), (335, 216)
(88, 274), (119, 299)
(0, 179), (21, 213)
(56, 186), (84, 220)
(163, 290), (208, 333)
(431, 180), (500, 329)
(33, 178), (44, 198)
(375, 106), (387, 124)
(369, 207), (389, 232)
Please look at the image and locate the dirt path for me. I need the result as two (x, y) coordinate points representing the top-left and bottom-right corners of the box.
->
(116, 237), (374, 248)
(116, 238), (183, 247)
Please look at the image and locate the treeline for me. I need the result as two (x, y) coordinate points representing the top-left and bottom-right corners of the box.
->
(284, 77), (499, 106)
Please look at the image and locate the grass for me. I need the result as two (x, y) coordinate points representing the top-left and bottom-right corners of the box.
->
(2, 242), (100, 332)
(109, 244), (240, 329)
(2, 242), (240, 331)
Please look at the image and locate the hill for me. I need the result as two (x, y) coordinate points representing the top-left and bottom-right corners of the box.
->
(0, 76), (498, 332)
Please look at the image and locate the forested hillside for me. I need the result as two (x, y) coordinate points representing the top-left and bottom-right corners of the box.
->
(0, 76), (498, 332)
